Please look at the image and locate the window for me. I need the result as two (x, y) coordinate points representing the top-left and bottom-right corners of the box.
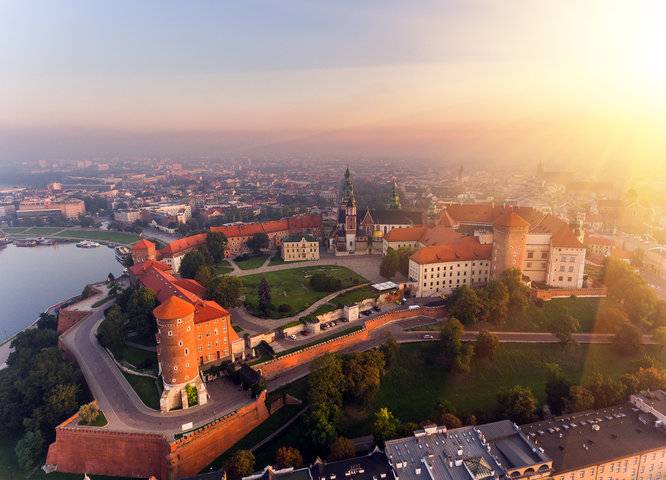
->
(178, 340), (183, 347)
(168, 330), (173, 336)
(184, 348), (189, 355)
(527, 251), (534, 259)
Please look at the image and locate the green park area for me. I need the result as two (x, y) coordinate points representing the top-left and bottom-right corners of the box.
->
(242, 266), (366, 318)
(122, 372), (162, 410)
(56, 229), (140, 244)
(244, 340), (666, 464)
(212, 259), (234, 275)
(235, 254), (270, 270)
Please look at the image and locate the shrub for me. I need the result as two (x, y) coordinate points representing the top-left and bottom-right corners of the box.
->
(278, 303), (293, 313)
(78, 402), (100, 425)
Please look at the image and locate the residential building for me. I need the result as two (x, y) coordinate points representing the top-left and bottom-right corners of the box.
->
(114, 209), (142, 224)
(645, 247), (666, 280)
(522, 394), (666, 480)
(16, 197), (85, 220)
(281, 234), (320, 261)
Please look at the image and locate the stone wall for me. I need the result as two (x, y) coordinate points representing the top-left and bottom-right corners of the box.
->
(531, 286), (607, 301)
(57, 310), (90, 335)
(46, 392), (271, 480)
(46, 416), (167, 478)
(254, 306), (446, 379)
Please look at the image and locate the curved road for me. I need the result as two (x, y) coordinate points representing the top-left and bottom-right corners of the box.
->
(61, 304), (252, 438)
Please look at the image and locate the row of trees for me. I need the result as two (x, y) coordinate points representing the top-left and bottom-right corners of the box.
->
(0, 314), (89, 471)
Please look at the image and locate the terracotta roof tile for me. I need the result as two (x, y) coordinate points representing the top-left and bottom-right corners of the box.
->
(153, 295), (195, 320)
(385, 226), (428, 242)
(131, 239), (156, 251)
(493, 211), (530, 228)
(410, 237), (492, 264)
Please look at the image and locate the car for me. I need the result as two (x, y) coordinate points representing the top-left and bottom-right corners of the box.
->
(289, 334), (297, 340)
(361, 310), (372, 316)
(408, 305), (421, 310)
(372, 305), (381, 312)
(320, 324), (328, 330)
(331, 321), (337, 326)
(423, 334), (434, 339)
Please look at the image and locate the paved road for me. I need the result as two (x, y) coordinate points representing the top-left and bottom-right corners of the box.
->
(61, 301), (254, 438)
(231, 283), (372, 334)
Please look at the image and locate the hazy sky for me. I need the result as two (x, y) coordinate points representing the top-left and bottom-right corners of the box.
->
(2, 0), (665, 169)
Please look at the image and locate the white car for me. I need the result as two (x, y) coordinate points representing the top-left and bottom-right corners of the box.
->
(423, 334), (434, 340)
(289, 334), (297, 340)
(408, 305), (421, 310)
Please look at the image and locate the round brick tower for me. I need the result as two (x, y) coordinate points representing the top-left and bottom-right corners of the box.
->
(153, 295), (199, 387)
(491, 210), (530, 279)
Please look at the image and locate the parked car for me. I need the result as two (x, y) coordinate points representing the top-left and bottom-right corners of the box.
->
(289, 334), (297, 340)
(321, 324), (328, 330)
(372, 305), (381, 312)
(361, 310), (372, 316)
(423, 334), (434, 339)
(408, 305), (421, 310)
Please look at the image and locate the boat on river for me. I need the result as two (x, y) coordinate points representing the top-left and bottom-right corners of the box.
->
(76, 240), (101, 248)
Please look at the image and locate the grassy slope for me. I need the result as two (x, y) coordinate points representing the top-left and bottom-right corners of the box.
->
(122, 372), (161, 410)
(242, 266), (366, 318)
(235, 255), (269, 270)
(56, 230), (140, 244)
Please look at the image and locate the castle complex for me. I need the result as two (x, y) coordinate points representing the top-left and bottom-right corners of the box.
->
(128, 250), (244, 411)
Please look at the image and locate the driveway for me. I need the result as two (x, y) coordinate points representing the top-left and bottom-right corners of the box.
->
(61, 302), (254, 439)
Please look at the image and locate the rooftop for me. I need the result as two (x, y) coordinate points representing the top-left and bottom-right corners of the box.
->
(311, 449), (395, 480)
(410, 237), (492, 265)
(520, 403), (666, 474)
(284, 234), (318, 243)
(385, 421), (550, 480)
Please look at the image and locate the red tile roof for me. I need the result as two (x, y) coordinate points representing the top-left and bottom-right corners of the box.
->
(153, 295), (195, 320)
(159, 233), (207, 256)
(385, 226), (428, 242)
(419, 225), (466, 246)
(493, 211), (530, 228)
(128, 259), (170, 276)
(132, 239), (156, 251)
(410, 237), (492, 264)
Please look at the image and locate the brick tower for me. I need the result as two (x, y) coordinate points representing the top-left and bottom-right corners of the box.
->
(491, 210), (530, 279)
(131, 239), (156, 264)
(154, 295), (208, 411)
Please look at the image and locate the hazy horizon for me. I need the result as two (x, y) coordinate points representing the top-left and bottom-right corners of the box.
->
(2, 0), (665, 171)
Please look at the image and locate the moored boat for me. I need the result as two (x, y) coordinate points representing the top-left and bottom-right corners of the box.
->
(76, 240), (101, 248)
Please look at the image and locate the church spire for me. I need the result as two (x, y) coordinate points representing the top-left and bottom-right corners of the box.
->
(387, 180), (401, 209)
(340, 166), (356, 206)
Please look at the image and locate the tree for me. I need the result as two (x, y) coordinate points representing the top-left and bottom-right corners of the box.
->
(247, 232), (269, 254)
(380, 335), (400, 368)
(343, 350), (385, 404)
(257, 277), (272, 314)
(549, 314), (580, 347)
(307, 403), (339, 448)
(372, 407), (400, 445)
(126, 287), (157, 337)
(225, 450), (255, 480)
(208, 275), (244, 308)
(206, 232), (228, 263)
(445, 286), (482, 325)
(475, 330), (499, 360)
(440, 412), (463, 429)
(380, 248), (399, 279)
(480, 280), (509, 325)
(97, 305), (127, 355)
(195, 265), (214, 288)
(275, 446), (303, 469)
(440, 318), (474, 372)
(36, 313), (57, 331)
(566, 385), (595, 412)
(544, 363), (571, 415)
(614, 322), (642, 355)
(586, 373), (626, 408)
(652, 326), (666, 349)
(179, 250), (207, 279)
(15, 429), (43, 471)
(496, 386), (537, 424)
(501, 269), (529, 314)
(44, 383), (79, 427)
(308, 354), (346, 408)
(78, 402), (101, 425)
(397, 246), (413, 276)
(635, 367), (666, 391)
(328, 437), (356, 461)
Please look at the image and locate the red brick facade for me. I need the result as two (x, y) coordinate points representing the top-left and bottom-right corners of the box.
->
(531, 286), (607, 301)
(46, 392), (270, 480)
(57, 310), (90, 335)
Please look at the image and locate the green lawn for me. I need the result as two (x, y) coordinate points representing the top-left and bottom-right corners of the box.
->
(212, 260), (234, 275)
(119, 345), (158, 373)
(0, 227), (30, 234)
(56, 229), (140, 244)
(338, 341), (666, 437)
(468, 297), (610, 333)
(235, 254), (270, 270)
(122, 372), (161, 410)
(268, 255), (308, 267)
(242, 266), (367, 318)
(89, 411), (108, 427)
(23, 226), (67, 234)
(330, 285), (376, 307)
(204, 404), (303, 471)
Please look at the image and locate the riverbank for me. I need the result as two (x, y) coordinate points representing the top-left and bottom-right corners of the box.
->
(0, 226), (140, 246)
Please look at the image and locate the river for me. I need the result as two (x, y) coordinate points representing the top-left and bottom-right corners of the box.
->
(0, 242), (124, 342)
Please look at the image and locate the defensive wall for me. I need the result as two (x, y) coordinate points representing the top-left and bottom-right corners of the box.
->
(46, 391), (271, 479)
(254, 306), (445, 379)
(531, 286), (607, 301)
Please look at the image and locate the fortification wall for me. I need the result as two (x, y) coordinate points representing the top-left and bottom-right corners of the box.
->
(57, 310), (90, 335)
(46, 416), (167, 478)
(532, 287), (607, 301)
(46, 393), (270, 480)
(255, 306), (445, 379)
(167, 391), (270, 478)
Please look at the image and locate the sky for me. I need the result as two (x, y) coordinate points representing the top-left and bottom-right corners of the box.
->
(1, 0), (666, 170)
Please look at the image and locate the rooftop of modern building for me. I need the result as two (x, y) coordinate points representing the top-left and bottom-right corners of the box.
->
(385, 421), (550, 480)
(520, 402), (666, 474)
(310, 449), (395, 480)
